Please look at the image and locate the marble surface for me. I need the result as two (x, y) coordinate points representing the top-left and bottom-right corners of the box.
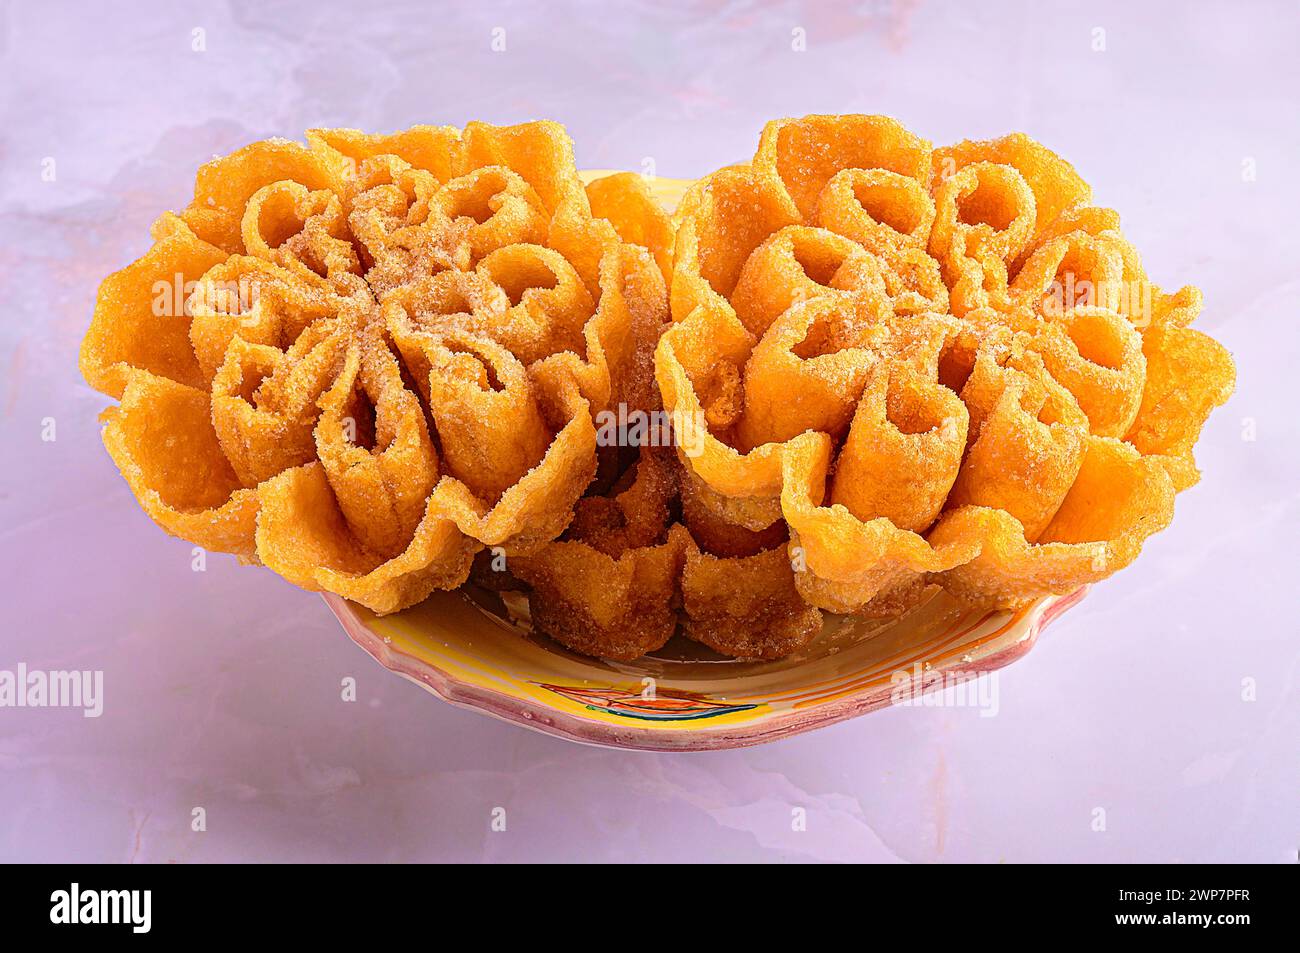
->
(0, 0), (1295, 862)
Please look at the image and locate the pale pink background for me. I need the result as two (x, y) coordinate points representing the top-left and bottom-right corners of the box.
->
(0, 0), (1295, 862)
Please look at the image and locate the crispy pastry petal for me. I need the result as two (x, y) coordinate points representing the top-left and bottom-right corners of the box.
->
(933, 133), (1090, 243)
(511, 525), (691, 660)
(585, 171), (675, 286)
(931, 436), (1175, 607)
(255, 463), (476, 615)
(80, 220), (228, 398)
(1125, 323), (1235, 489)
(755, 114), (933, 221)
(681, 540), (823, 659)
(780, 434), (974, 614)
(100, 369), (258, 555)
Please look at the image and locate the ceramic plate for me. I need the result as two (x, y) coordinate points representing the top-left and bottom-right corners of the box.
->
(326, 586), (1086, 750)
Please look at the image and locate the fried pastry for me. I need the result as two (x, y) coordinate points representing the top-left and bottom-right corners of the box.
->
(84, 115), (1234, 661)
(83, 122), (670, 616)
(659, 114), (1234, 618)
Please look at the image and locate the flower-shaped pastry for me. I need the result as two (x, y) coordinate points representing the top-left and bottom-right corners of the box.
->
(658, 114), (1235, 623)
(82, 122), (671, 614)
(82, 115), (1235, 662)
